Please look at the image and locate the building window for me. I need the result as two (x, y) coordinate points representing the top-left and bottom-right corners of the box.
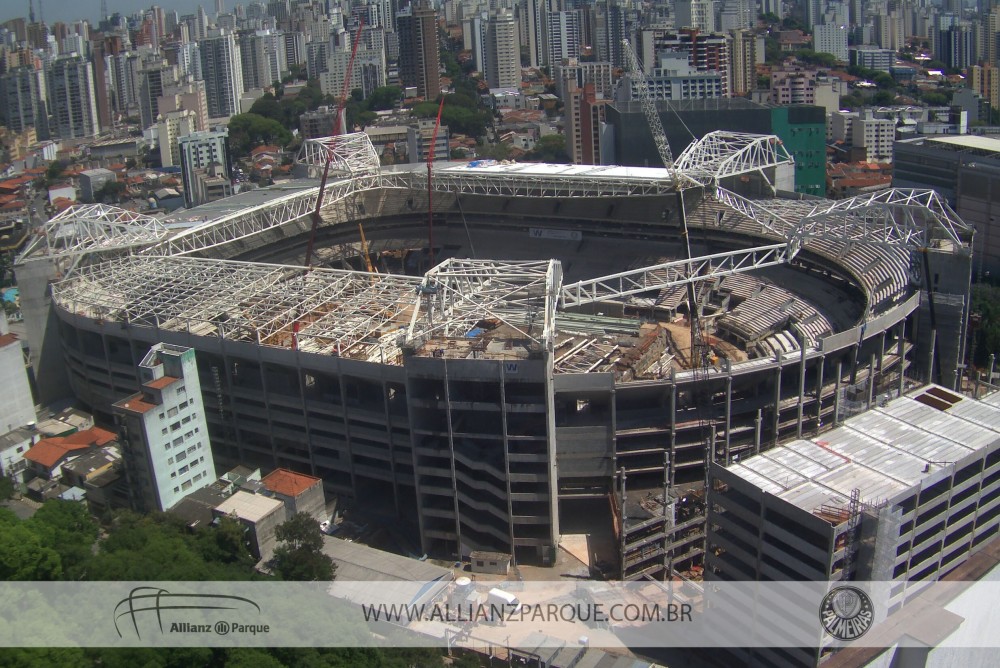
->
(168, 407), (178, 418)
(176, 451), (187, 462)
(168, 457), (174, 465)
(171, 421), (181, 431)
(179, 400), (189, 410)
(174, 486), (180, 493)
(187, 445), (197, 454)
(178, 464), (189, 474)
(182, 416), (191, 425)
(161, 428), (168, 436)
(181, 480), (193, 491)
(173, 437), (183, 447)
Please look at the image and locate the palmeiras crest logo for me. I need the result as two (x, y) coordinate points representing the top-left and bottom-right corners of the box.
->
(820, 585), (874, 641)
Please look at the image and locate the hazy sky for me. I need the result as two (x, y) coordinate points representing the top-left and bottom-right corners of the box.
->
(3, 0), (221, 27)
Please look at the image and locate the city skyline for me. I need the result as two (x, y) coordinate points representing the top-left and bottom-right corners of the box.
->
(2, 0), (221, 28)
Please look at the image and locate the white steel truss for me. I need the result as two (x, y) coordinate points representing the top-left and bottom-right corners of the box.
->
(560, 243), (797, 308)
(713, 186), (799, 239)
(407, 259), (560, 351)
(675, 132), (794, 184)
(295, 132), (381, 178)
(51, 256), (425, 362)
(408, 165), (680, 197)
(796, 188), (974, 250)
(155, 173), (409, 257)
(17, 204), (169, 262)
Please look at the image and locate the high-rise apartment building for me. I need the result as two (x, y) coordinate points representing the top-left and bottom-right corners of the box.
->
(639, 29), (730, 96)
(319, 48), (387, 100)
(178, 129), (231, 207)
(814, 23), (849, 62)
(673, 0), (716, 32)
(113, 344), (217, 513)
(554, 58), (615, 99)
(0, 314), (36, 436)
(546, 11), (581, 67)
(46, 54), (100, 138)
(565, 81), (609, 165)
(200, 30), (245, 118)
(485, 9), (519, 89)
(157, 109), (198, 167)
(397, 0), (440, 98)
(971, 64), (1000, 112)
(239, 29), (286, 90)
(592, 0), (627, 69)
(158, 79), (209, 133)
(728, 28), (760, 97)
(0, 65), (49, 139)
(138, 54), (179, 130)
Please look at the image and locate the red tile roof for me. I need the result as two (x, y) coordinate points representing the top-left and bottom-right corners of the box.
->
(262, 468), (321, 497)
(145, 375), (178, 390)
(114, 393), (158, 414)
(23, 427), (117, 469)
(0, 332), (19, 348)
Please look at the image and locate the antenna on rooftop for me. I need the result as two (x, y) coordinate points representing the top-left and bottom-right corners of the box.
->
(29, 0), (35, 23)
(101, 0), (109, 21)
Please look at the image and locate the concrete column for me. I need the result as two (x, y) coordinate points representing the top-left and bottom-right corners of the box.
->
(833, 361), (843, 426)
(867, 353), (876, 410)
(927, 329), (937, 385)
(897, 324), (906, 396)
(724, 374), (732, 455)
(815, 355), (825, 435)
(772, 365), (782, 445)
(989, 353), (996, 386)
(619, 467), (627, 581)
(754, 409), (762, 455)
(796, 336), (807, 439)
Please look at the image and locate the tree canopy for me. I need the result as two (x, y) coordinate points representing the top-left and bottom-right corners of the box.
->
(269, 512), (336, 581)
(227, 113), (293, 157)
(524, 135), (570, 163)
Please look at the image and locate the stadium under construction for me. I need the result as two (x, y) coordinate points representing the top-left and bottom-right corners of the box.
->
(15, 131), (975, 575)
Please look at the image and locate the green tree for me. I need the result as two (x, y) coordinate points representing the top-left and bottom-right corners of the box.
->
(0, 476), (13, 500)
(269, 512), (335, 581)
(249, 95), (284, 123)
(0, 523), (62, 580)
(874, 72), (896, 89)
(24, 500), (98, 577)
(228, 113), (293, 157)
(95, 180), (127, 204)
(45, 160), (67, 183)
(525, 135), (570, 163)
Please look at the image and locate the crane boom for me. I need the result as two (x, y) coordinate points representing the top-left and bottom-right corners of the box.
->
(622, 38), (674, 170)
(292, 18), (365, 350)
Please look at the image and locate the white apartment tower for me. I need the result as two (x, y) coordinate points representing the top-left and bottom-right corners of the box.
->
(113, 344), (217, 513)
(178, 129), (230, 207)
(0, 314), (36, 435)
(200, 30), (245, 118)
(486, 9), (519, 89)
(546, 11), (581, 67)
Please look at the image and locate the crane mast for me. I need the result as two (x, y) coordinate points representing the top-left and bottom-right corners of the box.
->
(621, 39), (675, 172)
(621, 38), (707, 368)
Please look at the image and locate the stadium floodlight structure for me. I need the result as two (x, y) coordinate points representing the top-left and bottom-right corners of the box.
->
(18, 204), (169, 267)
(675, 132), (795, 188)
